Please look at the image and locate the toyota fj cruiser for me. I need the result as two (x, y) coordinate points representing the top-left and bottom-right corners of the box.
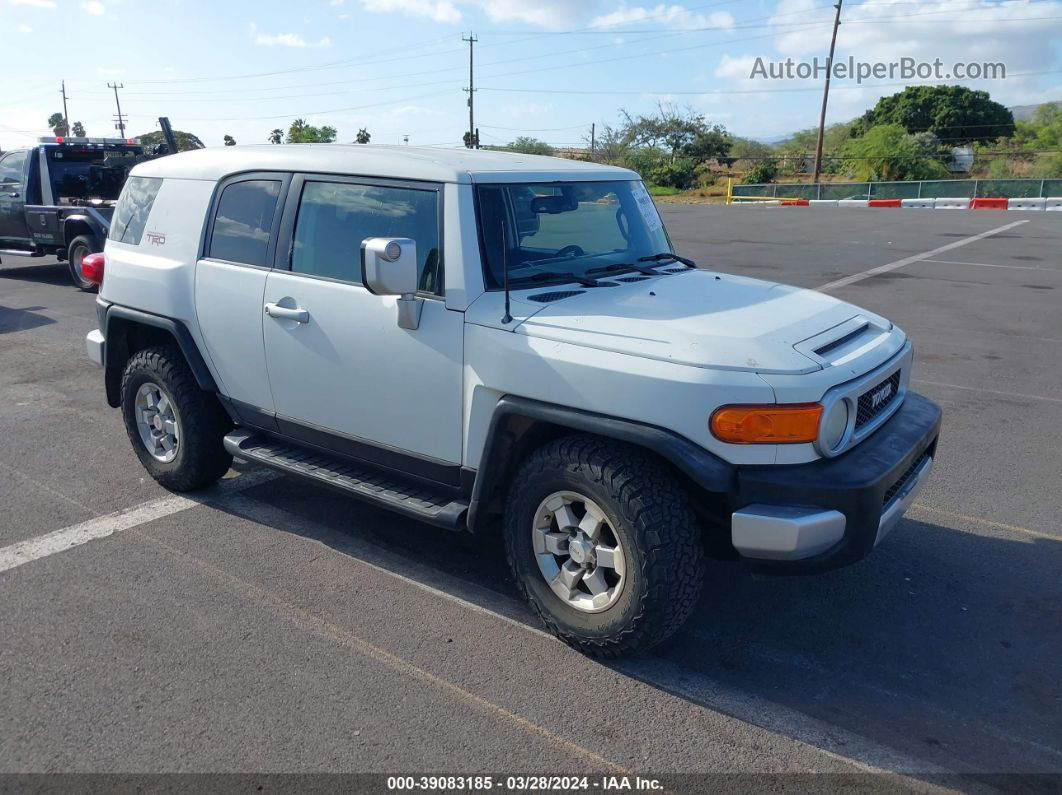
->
(85, 145), (941, 656)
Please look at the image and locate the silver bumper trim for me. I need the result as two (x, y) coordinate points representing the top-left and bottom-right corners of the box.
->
(86, 329), (105, 367)
(731, 504), (847, 561)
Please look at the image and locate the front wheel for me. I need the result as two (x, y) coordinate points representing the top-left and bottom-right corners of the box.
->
(504, 435), (705, 658)
(67, 235), (99, 292)
(120, 345), (232, 491)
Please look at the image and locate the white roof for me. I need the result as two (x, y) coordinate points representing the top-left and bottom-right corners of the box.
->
(131, 144), (638, 184)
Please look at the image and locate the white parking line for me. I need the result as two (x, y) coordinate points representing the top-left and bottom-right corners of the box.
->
(0, 471), (277, 574)
(816, 220), (1029, 291)
(920, 259), (1043, 271)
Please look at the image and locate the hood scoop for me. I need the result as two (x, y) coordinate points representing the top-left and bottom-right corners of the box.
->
(527, 289), (586, 303)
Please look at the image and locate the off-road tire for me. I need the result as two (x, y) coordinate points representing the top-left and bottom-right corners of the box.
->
(504, 434), (705, 657)
(67, 235), (99, 292)
(120, 345), (232, 491)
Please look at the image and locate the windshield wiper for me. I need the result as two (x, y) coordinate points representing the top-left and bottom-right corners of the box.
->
(588, 262), (660, 276)
(520, 269), (604, 288)
(638, 252), (697, 268)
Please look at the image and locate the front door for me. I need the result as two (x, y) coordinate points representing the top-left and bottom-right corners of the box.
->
(262, 175), (464, 469)
(0, 151), (30, 243)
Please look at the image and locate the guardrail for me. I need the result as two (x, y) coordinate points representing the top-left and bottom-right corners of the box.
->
(728, 178), (1062, 204)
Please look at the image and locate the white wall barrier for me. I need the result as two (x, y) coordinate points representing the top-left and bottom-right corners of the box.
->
(901, 198), (936, 209)
(933, 197), (971, 210)
(837, 199), (869, 208)
(809, 199), (839, 207)
(1008, 197), (1047, 211)
(1046, 197), (1062, 211)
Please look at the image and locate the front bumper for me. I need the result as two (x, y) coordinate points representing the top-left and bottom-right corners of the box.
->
(729, 392), (941, 574)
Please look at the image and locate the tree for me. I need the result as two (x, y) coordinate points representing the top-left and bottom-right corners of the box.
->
(268, 128), (284, 144)
(620, 103), (730, 164)
(840, 124), (951, 181)
(47, 112), (68, 137)
(71, 121), (86, 137)
(355, 128), (371, 144)
(855, 86), (1014, 145)
(742, 159), (780, 184)
(463, 130), (479, 148)
(286, 118), (337, 143)
(505, 136), (554, 156)
(136, 130), (206, 152)
(223, 135), (236, 146)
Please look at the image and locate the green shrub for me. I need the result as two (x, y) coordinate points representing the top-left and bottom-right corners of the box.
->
(742, 159), (779, 184)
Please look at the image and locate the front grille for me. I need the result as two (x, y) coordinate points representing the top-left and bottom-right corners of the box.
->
(883, 452), (928, 506)
(856, 370), (901, 429)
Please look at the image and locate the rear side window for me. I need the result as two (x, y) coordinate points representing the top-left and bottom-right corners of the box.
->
(208, 179), (281, 266)
(0, 151), (28, 185)
(110, 176), (162, 245)
(290, 180), (441, 293)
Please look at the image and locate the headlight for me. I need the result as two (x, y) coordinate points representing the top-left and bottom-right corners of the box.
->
(822, 400), (850, 451)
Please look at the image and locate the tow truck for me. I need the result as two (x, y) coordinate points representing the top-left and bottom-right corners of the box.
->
(0, 135), (148, 290)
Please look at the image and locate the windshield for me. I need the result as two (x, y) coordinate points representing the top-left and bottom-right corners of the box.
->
(46, 145), (142, 203)
(475, 180), (672, 289)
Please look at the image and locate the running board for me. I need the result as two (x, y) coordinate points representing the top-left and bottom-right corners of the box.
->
(223, 429), (468, 530)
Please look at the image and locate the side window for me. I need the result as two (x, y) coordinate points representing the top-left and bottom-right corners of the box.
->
(109, 176), (163, 245)
(208, 179), (282, 266)
(0, 151), (27, 184)
(291, 181), (441, 294)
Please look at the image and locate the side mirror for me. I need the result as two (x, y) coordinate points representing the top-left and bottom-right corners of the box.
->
(360, 237), (422, 330)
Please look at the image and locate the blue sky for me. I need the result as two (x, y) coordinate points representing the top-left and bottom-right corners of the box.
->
(2, 0), (1060, 151)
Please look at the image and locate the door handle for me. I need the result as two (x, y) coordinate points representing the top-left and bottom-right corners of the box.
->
(264, 303), (309, 324)
(5, 192), (18, 198)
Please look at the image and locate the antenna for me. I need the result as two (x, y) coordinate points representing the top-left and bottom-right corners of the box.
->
(500, 216), (512, 325)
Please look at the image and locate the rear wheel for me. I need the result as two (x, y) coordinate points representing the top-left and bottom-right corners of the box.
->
(66, 235), (99, 292)
(504, 435), (705, 658)
(120, 345), (232, 491)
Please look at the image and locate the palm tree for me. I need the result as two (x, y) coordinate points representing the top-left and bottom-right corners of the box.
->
(268, 128), (283, 145)
(355, 128), (371, 144)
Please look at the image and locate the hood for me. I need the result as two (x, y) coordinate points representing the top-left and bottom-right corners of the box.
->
(511, 270), (887, 374)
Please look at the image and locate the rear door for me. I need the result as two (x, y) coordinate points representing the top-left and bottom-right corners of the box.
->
(0, 150), (31, 243)
(261, 174), (464, 470)
(195, 173), (290, 426)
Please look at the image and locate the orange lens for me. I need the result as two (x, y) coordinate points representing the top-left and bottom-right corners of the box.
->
(710, 404), (823, 444)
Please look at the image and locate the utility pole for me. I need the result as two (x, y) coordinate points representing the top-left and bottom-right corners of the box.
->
(109, 82), (127, 139)
(812, 0), (842, 185)
(462, 32), (477, 148)
(590, 123), (596, 159)
(60, 80), (70, 135)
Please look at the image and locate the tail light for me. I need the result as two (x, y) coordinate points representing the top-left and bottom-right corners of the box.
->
(82, 252), (105, 285)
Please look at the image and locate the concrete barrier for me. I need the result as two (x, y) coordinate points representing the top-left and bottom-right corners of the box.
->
(971, 198), (1008, 210)
(934, 197), (971, 210)
(1008, 197), (1047, 211)
(868, 199), (902, 208)
(901, 198), (936, 209)
(1046, 197), (1062, 211)
(780, 198), (810, 206)
(837, 199), (869, 208)
(808, 199), (839, 207)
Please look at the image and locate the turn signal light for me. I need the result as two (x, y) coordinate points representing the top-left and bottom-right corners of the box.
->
(82, 252), (105, 285)
(710, 404), (823, 444)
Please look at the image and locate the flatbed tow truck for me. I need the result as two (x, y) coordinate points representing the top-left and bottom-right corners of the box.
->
(0, 119), (182, 290)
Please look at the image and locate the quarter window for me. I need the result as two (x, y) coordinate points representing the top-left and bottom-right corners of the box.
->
(291, 181), (442, 293)
(109, 176), (163, 245)
(208, 179), (282, 266)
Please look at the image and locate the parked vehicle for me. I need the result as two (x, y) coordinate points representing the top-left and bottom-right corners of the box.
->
(84, 146), (941, 656)
(0, 137), (149, 289)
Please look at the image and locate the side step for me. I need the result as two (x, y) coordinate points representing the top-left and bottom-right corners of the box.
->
(223, 429), (468, 530)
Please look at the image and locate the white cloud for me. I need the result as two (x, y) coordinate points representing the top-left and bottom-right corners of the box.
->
(96, 66), (126, 76)
(714, 54), (759, 79)
(360, 0), (461, 23)
(10, 0), (56, 7)
(590, 4), (734, 31)
(249, 22), (332, 48)
(18, 23), (33, 32)
(81, 0), (105, 14)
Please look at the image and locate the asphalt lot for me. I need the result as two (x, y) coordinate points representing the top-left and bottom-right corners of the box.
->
(1, 207), (1059, 788)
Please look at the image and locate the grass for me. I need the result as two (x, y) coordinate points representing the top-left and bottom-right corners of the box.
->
(647, 185), (682, 196)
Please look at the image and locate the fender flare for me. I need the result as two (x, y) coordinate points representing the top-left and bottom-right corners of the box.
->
(104, 305), (218, 393)
(466, 395), (736, 531)
(61, 213), (105, 250)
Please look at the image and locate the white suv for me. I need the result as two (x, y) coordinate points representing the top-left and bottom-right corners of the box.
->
(85, 145), (940, 656)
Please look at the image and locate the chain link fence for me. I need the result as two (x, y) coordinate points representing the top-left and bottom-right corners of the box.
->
(732, 179), (1062, 201)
